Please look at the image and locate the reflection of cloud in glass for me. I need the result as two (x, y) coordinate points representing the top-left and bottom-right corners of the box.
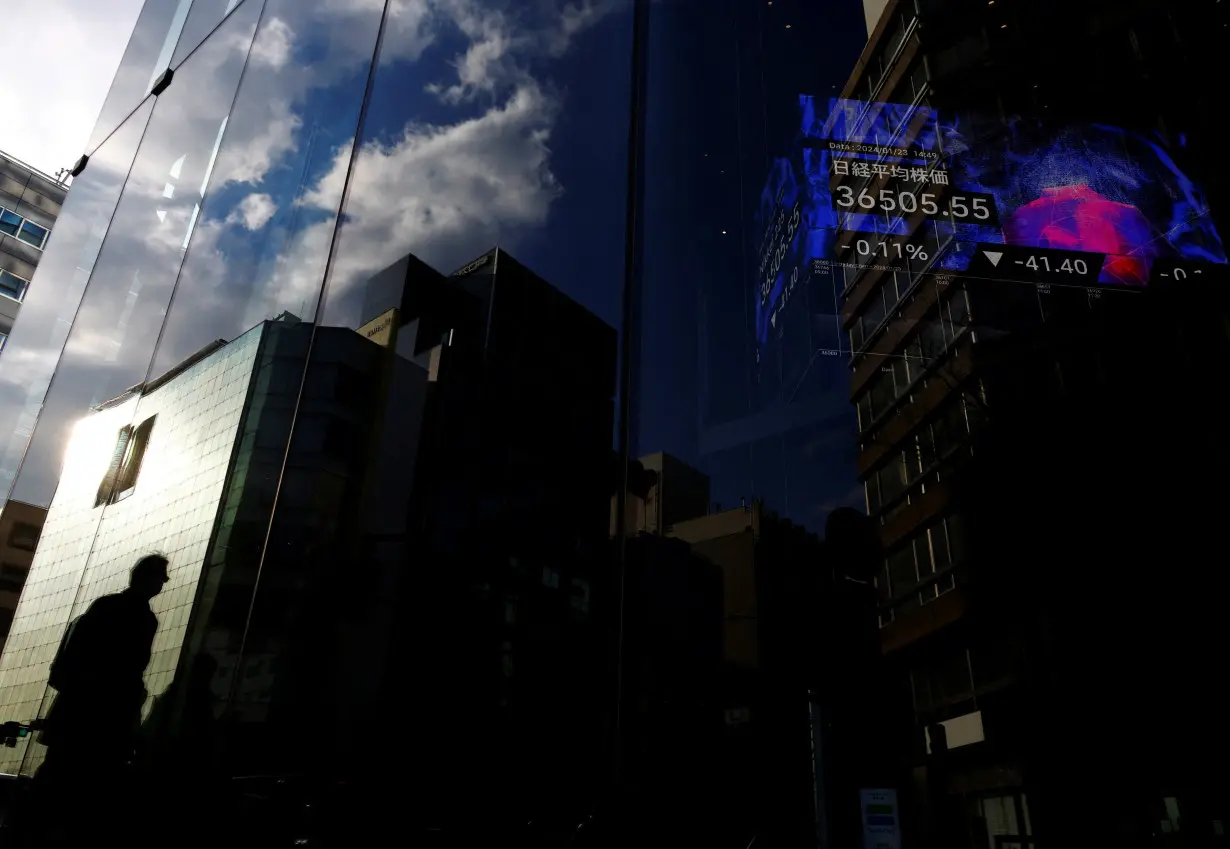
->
(227, 193), (279, 230)
(304, 82), (562, 324)
(249, 16), (295, 69)
(307, 0), (624, 327)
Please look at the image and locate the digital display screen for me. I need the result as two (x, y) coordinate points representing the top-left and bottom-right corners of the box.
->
(754, 96), (1228, 357)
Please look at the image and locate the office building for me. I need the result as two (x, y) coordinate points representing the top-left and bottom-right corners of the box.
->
(838, 1), (1230, 845)
(0, 232), (616, 847)
(615, 452), (892, 847)
(0, 152), (66, 354)
(0, 502), (45, 652)
(0, 315), (406, 775)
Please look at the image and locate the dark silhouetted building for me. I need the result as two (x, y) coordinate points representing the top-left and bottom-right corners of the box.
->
(837, 2), (1230, 846)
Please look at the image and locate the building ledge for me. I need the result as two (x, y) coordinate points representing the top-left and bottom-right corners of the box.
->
(881, 585), (968, 654)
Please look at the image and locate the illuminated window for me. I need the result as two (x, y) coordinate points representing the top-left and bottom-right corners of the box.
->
(96, 415), (157, 506)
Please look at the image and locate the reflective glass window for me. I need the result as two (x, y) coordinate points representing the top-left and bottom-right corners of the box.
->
(0, 98), (153, 502)
(149, 0), (386, 378)
(86, 0), (206, 155)
(0, 270), (28, 302)
(11, 2), (261, 508)
(0, 210), (19, 237)
(17, 220), (48, 249)
(220, 0), (635, 783)
(171, 0), (246, 68)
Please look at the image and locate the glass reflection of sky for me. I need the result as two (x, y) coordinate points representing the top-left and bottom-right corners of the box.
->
(317, 0), (632, 333)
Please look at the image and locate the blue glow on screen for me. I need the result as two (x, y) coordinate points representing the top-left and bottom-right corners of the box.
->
(754, 95), (1228, 351)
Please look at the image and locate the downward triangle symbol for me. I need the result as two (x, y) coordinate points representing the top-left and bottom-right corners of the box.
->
(983, 250), (1004, 268)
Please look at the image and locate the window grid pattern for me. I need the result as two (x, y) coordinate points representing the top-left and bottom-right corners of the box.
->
(0, 206), (49, 250)
(877, 512), (968, 627)
(0, 326), (262, 773)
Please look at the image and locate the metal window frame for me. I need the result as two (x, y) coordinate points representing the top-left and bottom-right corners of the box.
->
(0, 268), (29, 302)
(0, 204), (48, 250)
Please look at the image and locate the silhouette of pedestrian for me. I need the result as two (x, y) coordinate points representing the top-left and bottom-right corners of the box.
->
(17, 554), (169, 846)
(40, 554), (169, 776)
(139, 653), (222, 849)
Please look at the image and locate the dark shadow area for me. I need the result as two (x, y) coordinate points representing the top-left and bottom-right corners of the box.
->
(10, 554), (167, 848)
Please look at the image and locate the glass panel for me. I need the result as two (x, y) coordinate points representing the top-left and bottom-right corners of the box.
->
(85, 0), (207, 155)
(17, 220), (48, 249)
(149, 0), (386, 379)
(185, 0), (633, 802)
(10, 2), (262, 509)
(172, 0), (247, 68)
(0, 210), (19, 237)
(887, 542), (918, 597)
(0, 270), (28, 301)
(0, 99), (153, 503)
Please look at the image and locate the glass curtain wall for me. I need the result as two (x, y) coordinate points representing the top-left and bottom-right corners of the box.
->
(635, 1), (870, 845)
(0, 0), (637, 840)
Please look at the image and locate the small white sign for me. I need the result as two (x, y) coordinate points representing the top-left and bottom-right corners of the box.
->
(859, 788), (902, 849)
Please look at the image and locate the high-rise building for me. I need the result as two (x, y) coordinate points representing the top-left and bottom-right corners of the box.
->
(616, 452), (892, 847)
(0, 152), (67, 355)
(0, 0), (648, 839)
(0, 243), (617, 837)
(835, 1), (1230, 845)
(0, 501), (45, 652)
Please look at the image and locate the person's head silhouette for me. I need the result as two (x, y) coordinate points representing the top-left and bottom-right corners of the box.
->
(130, 554), (170, 600)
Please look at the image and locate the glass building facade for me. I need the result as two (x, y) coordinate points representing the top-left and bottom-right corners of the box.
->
(0, 0), (1228, 846)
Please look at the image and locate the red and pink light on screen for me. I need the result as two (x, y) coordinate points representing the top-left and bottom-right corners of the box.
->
(1003, 185), (1159, 287)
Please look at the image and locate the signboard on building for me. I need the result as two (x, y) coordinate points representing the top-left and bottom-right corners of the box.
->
(357, 307), (399, 349)
(859, 788), (902, 849)
(754, 94), (1228, 359)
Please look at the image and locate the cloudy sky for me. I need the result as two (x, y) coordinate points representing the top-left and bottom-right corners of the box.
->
(0, 0), (143, 175)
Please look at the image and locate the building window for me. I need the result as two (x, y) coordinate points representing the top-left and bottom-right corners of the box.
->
(7, 522), (40, 552)
(0, 206), (49, 250)
(0, 209), (20, 237)
(96, 416), (156, 506)
(0, 563), (24, 594)
(570, 578), (591, 614)
(0, 269), (29, 302)
(0, 332), (7, 354)
(17, 220), (48, 249)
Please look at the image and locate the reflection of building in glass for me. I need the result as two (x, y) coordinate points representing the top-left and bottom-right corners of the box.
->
(0, 0), (641, 840)
(842, 2), (1230, 847)
(0, 323), (265, 774)
(0, 244), (619, 833)
(616, 452), (890, 846)
(0, 152), (66, 354)
(0, 501), (45, 653)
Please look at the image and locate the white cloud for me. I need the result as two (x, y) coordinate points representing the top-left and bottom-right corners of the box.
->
(550, 0), (622, 56)
(228, 192), (278, 230)
(431, 29), (522, 103)
(425, 0), (622, 103)
(275, 82), (561, 324)
(217, 100), (302, 187)
(378, 0), (437, 63)
(248, 16), (295, 69)
(0, 0), (145, 175)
